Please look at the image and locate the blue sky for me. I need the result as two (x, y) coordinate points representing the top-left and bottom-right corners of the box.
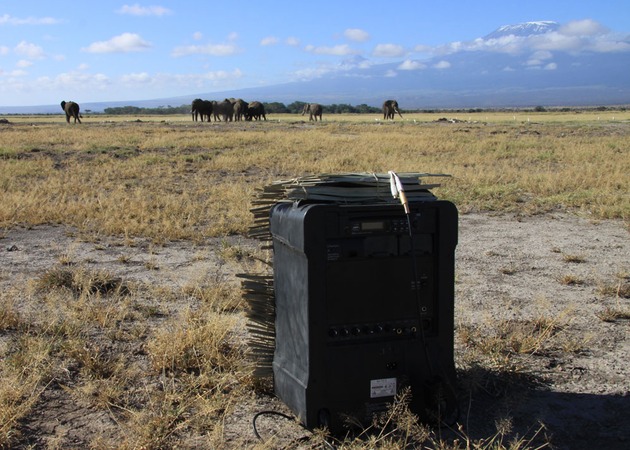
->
(1, 1), (628, 107)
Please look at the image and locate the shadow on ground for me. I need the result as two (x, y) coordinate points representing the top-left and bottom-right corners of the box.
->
(451, 367), (629, 450)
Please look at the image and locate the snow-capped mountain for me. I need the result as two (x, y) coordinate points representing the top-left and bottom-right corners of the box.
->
(483, 21), (560, 39)
(208, 20), (629, 109)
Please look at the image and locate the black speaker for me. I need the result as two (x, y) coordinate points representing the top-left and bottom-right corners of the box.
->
(270, 200), (458, 433)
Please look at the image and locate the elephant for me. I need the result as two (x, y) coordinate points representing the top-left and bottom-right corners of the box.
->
(61, 101), (81, 124)
(246, 101), (266, 121)
(212, 99), (234, 122)
(382, 100), (403, 120)
(302, 103), (323, 121)
(191, 98), (213, 122)
(232, 99), (249, 121)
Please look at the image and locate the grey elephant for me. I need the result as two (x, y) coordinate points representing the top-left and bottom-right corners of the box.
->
(232, 99), (249, 121)
(212, 99), (234, 122)
(382, 100), (403, 120)
(246, 101), (266, 121)
(191, 98), (213, 122)
(61, 101), (81, 124)
(302, 103), (323, 121)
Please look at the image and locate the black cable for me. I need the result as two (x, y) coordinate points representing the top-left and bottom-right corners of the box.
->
(405, 211), (436, 378)
(404, 208), (460, 427)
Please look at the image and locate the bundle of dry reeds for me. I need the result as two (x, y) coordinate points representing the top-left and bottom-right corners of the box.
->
(248, 172), (447, 242)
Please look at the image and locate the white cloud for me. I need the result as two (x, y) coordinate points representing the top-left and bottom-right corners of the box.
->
(37, 71), (111, 92)
(531, 50), (553, 61)
(544, 62), (557, 70)
(16, 59), (33, 68)
(305, 44), (357, 56)
(588, 38), (630, 53)
(559, 19), (607, 36)
(260, 36), (279, 46)
(121, 72), (151, 84)
(527, 50), (553, 66)
(373, 43), (405, 57)
(116, 4), (172, 16)
(292, 66), (330, 80)
(286, 37), (300, 46)
(385, 70), (397, 77)
(83, 33), (152, 53)
(344, 28), (370, 42)
(290, 57), (368, 81)
(1, 46), (10, 56)
(0, 14), (60, 25)
(433, 60), (451, 69)
(529, 33), (583, 52)
(119, 69), (244, 89)
(413, 44), (433, 53)
(9, 69), (27, 77)
(398, 59), (426, 70)
(193, 32), (203, 41)
(171, 42), (240, 57)
(15, 41), (46, 59)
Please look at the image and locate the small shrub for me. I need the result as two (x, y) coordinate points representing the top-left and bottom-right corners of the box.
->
(559, 274), (585, 286)
(597, 281), (630, 299)
(596, 306), (630, 322)
(562, 254), (585, 263)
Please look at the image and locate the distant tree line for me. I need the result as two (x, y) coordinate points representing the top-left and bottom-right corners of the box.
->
(103, 101), (382, 115)
(103, 105), (190, 115)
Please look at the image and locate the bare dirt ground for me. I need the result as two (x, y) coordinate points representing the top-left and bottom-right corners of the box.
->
(1, 212), (628, 449)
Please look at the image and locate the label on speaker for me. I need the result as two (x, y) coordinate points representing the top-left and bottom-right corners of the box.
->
(370, 377), (397, 398)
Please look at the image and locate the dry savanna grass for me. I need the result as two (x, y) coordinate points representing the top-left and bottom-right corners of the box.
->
(1, 112), (628, 241)
(1, 112), (628, 448)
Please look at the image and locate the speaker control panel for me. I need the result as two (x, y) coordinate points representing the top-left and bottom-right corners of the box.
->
(327, 318), (434, 343)
(347, 217), (414, 235)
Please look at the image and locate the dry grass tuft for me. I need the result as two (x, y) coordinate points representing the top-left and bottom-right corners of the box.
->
(0, 292), (21, 331)
(558, 274), (586, 286)
(458, 312), (571, 371)
(36, 266), (129, 296)
(562, 254), (586, 264)
(597, 280), (630, 299)
(147, 306), (245, 377)
(596, 306), (630, 322)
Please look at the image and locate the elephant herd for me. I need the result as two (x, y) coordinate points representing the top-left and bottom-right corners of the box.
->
(59, 98), (404, 124)
(191, 98), (266, 122)
(191, 99), (403, 122)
